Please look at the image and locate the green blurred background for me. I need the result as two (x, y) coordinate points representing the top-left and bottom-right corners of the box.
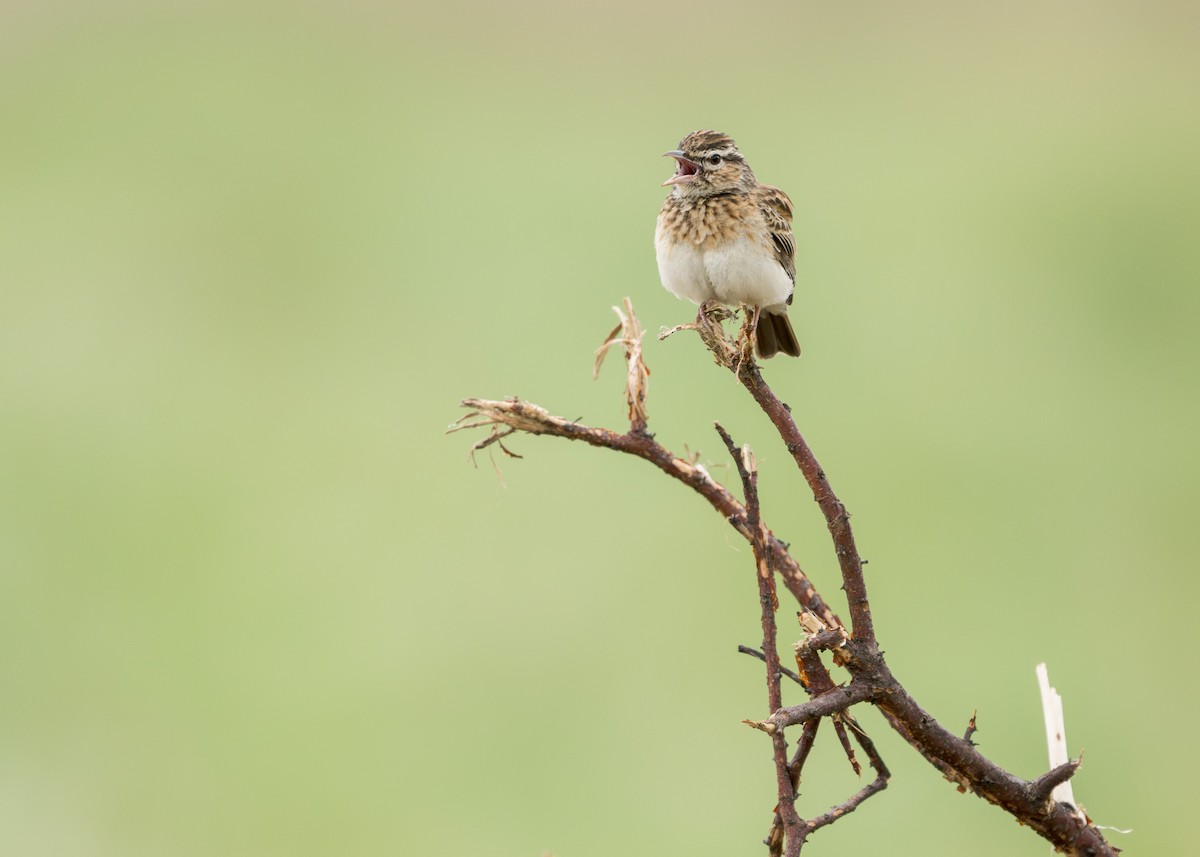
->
(1, 1), (1196, 854)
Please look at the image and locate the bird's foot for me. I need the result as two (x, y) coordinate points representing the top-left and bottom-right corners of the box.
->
(660, 302), (748, 373)
(692, 302), (738, 361)
(697, 301), (738, 326)
(661, 302), (732, 343)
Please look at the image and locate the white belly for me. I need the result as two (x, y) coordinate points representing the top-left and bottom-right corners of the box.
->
(704, 237), (793, 308)
(655, 231), (715, 304)
(656, 230), (792, 309)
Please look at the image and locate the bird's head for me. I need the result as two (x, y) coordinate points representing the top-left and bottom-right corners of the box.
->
(662, 130), (754, 197)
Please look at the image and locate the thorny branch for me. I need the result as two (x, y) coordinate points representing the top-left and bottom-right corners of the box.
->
(714, 422), (803, 855)
(451, 299), (1117, 856)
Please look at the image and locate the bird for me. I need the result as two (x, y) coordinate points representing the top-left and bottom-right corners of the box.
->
(654, 130), (801, 359)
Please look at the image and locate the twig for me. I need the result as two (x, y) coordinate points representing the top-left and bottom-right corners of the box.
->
(766, 719), (822, 856)
(745, 636), (889, 850)
(793, 620), (861, 777)
(738, 645), (805, 688)
(594, 297), (650, 433)
(1030, 759), (1082, 806)
(761, 682), (879, 732)
(451, 397), (839, 630)
(797, 699), (892, 851)
(800, 768), (889, 844)
(716, 423), (802, 854)
(789, 718), (822, 789)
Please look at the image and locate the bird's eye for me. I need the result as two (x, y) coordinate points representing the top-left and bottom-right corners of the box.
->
(708, 154), (722, 165)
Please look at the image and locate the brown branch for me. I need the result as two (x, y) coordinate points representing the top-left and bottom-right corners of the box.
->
(743, 640), (890, 852)
(793, 620), (861, 777)
(452, 397), (840, 630)
(760, 681), (880, 733)
(852, 654), (1115, 855)
(789, 698), (891, 852)
(715, 423), (803, 854)
(830, 717), (861, 778)
(661, 319), (874, 645)
(665, 313), (1116, 855)
(738, 645), (806, 689)
(799, 753), (889, 846)
(749, 375), (874, 646)
(789, 719), (822, 786)
(843, 716), (890, 789)
(456, 299), (1117, 857)
(765, 718), (820, 856)
(1030, 759), (1082, 805)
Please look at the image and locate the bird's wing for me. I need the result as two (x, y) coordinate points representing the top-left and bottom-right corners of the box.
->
(755, 184), (796, 286)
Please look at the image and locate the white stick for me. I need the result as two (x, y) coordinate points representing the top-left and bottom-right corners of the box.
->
(1035, 662), (1076, 807)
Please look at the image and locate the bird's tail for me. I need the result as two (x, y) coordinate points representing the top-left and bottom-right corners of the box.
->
(755, 308), (801, 359)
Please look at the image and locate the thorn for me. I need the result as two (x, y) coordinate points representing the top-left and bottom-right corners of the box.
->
(742, 718), (777, 735)
(963, 709), (979, 745)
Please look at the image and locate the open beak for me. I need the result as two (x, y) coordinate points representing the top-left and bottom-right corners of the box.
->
(662, 150), (699, 186)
